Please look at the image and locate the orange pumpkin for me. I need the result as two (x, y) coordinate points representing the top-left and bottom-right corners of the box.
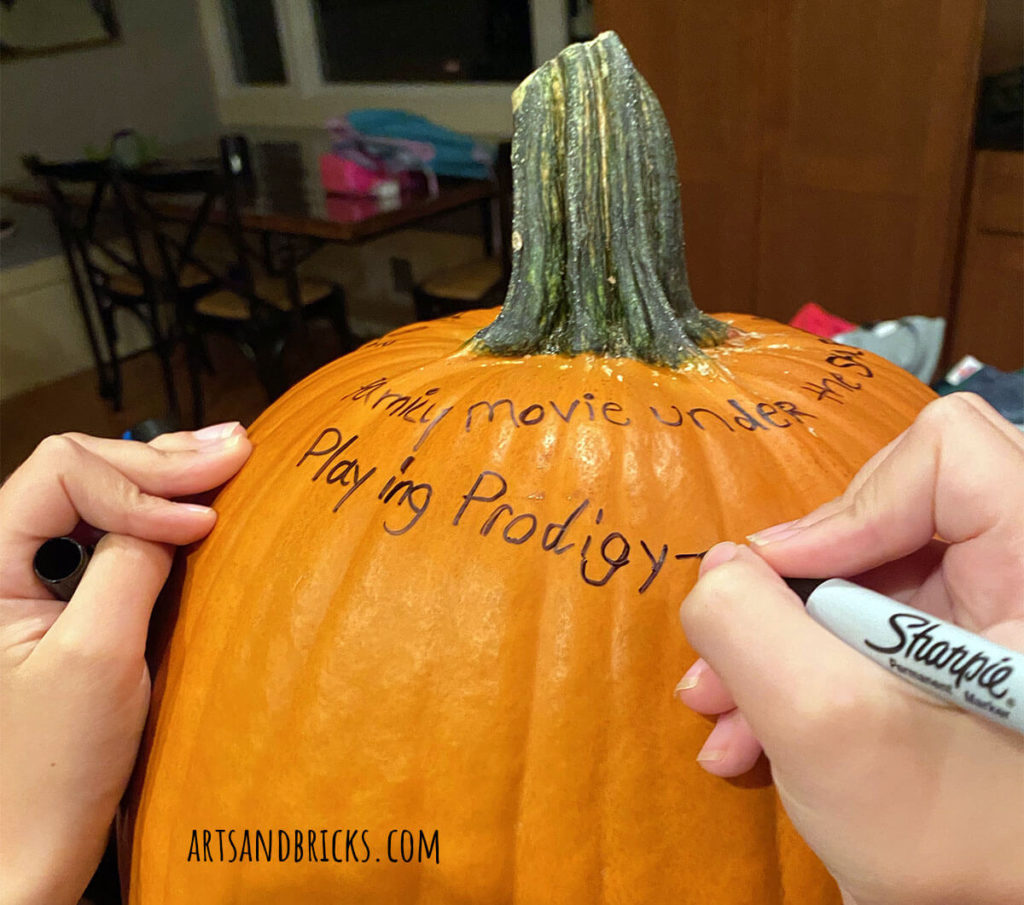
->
(121, 34), (935, 904)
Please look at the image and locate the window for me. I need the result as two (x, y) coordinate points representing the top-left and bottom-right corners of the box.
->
(221, 0), (286, 85)
(312, 0), (535, 83)
(200, 0), (577, 135)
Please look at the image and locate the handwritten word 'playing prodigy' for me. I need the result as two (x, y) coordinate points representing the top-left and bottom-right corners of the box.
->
(295, 428), (706, 593)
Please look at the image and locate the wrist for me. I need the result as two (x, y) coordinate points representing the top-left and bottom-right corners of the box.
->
(0, 843), (90, 905)
(0, 870), (81, 905)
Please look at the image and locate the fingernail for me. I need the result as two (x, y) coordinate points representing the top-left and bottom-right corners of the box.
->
(747, 518), (803, 546)
(674, 660), (706, 698)
(698, 541), (739, 576)
(696, 745), (725, 764)
(193, 421), (241, 441)
(198, 433), (243, 453)
(674, 676), (698, 697)
(180, 503), (216, 516)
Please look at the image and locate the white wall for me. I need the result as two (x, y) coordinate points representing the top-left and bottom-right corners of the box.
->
(0, 255), (152, 400)
(0, 2), (219, 180)
(0, 1), (220, 399)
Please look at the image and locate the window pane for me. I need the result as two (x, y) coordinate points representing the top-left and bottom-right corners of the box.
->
(222, 0), (286, 85)
(314, 0), (533, 83)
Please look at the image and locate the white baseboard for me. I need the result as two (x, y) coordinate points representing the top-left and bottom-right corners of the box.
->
(0, 255), (150, 401)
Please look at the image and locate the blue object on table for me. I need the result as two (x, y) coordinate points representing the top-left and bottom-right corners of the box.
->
(345, 110), (497, 180)
(934, 365), (1024, 425)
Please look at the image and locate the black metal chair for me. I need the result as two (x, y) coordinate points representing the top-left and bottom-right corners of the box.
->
(117, 165), (355, 426)
(409, 141), (513, 320)
(22, 155), (196, 417)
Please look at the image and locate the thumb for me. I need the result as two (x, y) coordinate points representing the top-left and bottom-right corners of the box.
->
(680, 542), (897, 761)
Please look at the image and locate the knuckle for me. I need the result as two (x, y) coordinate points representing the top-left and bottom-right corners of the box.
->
(846, 482), (879, 525)
(117, 487), (160, 528)
(96, 533), (173, 576)
(784, 681), (878, 752)
(117, 479), (147, 511)
(113, 486), (166, 536)
(682, 561), (748, 633)
(96, 531), (148, 565)
(145, 443), (175, 462)
(146, 434), (178, 452)
(839, 488), (893, 548)
(33, 433), (84, 465)
(914, 393), (977, 432)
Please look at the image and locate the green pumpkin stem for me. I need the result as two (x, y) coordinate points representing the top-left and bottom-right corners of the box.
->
(471, 31), (728, 367)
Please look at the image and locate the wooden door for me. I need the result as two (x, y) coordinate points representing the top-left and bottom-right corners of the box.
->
(948, 150), (1024, 370)
(596, 0), (986, 325)
(591, 2), (770, 314)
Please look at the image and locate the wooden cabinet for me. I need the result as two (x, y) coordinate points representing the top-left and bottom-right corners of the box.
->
(948, 151), (1024, 370)
(595, 0), (987, 332)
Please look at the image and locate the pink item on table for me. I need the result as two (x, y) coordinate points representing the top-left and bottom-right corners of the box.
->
(319, 153), (416, 197)
(789, 302), (857, 338)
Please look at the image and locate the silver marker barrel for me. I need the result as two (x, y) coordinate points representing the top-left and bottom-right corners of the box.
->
(786, 577), (1024, 735)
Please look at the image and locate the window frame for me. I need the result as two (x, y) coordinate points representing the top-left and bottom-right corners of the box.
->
(197, 0), (570, 137)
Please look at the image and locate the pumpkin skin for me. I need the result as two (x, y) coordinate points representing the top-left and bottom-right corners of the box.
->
(120, 308), (936, 903)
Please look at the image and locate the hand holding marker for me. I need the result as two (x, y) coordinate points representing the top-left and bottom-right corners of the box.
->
(1, 424), (252, 905)
(678, 394), (1024, 905)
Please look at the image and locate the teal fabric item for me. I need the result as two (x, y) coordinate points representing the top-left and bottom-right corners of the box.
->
(346, 110), (496, 180)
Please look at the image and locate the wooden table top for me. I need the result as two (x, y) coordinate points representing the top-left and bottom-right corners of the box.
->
(2, 126), (499, 244)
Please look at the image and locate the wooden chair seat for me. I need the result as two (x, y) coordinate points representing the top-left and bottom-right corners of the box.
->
(419, 258), (504, 303)
(411, 141), (511, 322)
(107, 262), (211, 297)
(195, 277), (335, 320)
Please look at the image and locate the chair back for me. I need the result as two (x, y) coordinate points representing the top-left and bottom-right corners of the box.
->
(21, 155), (160, 302)
(117, 165), (270, 318)
(116, 167), (218, 292)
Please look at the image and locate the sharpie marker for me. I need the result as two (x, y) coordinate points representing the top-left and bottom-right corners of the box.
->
(785, 578), (1024, 735)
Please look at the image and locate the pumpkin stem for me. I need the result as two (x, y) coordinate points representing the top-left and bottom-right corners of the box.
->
(471, 31), (728, 367)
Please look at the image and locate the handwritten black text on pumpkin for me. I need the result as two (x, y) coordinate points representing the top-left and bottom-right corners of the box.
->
(339, 375), (821, 443)
(296, 428), (703, 593)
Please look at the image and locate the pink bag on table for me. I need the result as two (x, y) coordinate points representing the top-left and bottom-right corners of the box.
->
(318, 117), (439, 198)
(318, 154), (411, 197)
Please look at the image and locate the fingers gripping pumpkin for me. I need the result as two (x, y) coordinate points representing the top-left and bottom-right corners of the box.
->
(121, 33), (935, 904)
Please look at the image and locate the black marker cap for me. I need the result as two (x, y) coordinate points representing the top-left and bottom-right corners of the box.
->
(33, 536), (90, 602)
(783, 577), (827, 604)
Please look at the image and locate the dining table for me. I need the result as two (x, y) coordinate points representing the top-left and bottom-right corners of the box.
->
(1, 125), (505, 425)
(2, 125), (502, 255)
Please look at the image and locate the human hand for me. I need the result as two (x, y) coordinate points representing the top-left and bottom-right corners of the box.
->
(0, 424), (252, 905)
(676, 394), (1024, 905)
